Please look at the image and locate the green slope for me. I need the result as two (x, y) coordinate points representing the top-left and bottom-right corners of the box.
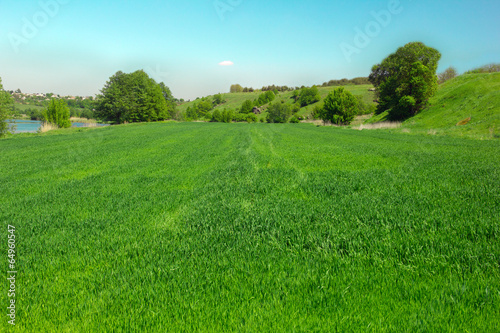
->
(177, 85), (376, 120)
(403, 73), (500, 138)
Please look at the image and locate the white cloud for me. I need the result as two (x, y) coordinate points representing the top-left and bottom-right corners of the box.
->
(218, 60), (234, 66)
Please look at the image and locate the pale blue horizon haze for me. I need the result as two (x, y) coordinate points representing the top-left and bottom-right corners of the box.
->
(1, 0), (499, 100)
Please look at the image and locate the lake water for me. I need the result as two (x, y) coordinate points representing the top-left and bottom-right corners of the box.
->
(8, 119), (108, 133)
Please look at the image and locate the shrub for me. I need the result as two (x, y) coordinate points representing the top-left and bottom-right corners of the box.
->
(320, 87), (357, 125)
(438, 67), (458, 84)
(211, 109), (223, 122)
(240, 100), (254, 114)
(298, 86), (321, 107)
(0, 78), (13, 137)
(267, 101), (292, 123)
(355, 95), (376, 115)
(289, 116), (300, 123)
(43, 99), (71, 128)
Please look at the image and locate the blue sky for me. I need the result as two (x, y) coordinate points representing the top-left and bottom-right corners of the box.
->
(1, 0), (499, 100)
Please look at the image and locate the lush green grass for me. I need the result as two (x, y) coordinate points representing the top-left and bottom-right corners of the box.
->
(1, 122), (499, 331)
(403, 73), (500, 139)
(177, 85), (376, 120)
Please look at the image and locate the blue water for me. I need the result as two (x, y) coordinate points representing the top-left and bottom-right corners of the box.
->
(8, 119), (108, 133)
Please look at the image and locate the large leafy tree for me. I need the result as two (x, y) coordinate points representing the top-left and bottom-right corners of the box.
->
(320, 87), (358, 125)
(44, 99), (71, 128)
(96, 70), (173, 123)
(0, 78), (13, 137)
(369, 42), (441, 120)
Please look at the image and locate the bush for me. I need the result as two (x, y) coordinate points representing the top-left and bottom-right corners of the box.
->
(255, 91), (275, 106)
(267, 101), (292, 123)
(211, 109), (223, 122)
(0, 78), (13, 137)
(320, 87), (357, 125)
(355, 95), (376, 115)
(289, 116), (300, 123)
(213, 94), (226, 106)
(240, 100), (254, 114)
(43, 99), (71, 128)
(221, 109), (233, 123)
(298, 86), (321, 107)
(438, 67), (458, 84)
(311, 104), (323, 119)
(465, 63), (500, 74)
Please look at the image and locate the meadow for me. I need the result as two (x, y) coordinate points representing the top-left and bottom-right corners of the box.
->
(1, 122), (499, 331)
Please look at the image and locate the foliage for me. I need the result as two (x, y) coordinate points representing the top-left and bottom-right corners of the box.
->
(266, 101), (292, 123)
(320, 77), (370, 87)
(298, 86), (321, 107)
(311, 103), (323, 119)
(159, 82), (177, 119)
(320, 87), (358, 125)
(240, 100), (254, 114)
(210, 109), (223, 122)
(230, 84), (243, 93)
(289, 116), (300, 123)
(95, 70), (173, 123)
(255, 91), (275, 107)
(464, 63), (500, 74)
(0, 78), (13, 137)
(261, 85), (292, 92)
(438, 67), (458, 84)
(355, 95), (377, 115)
(233, 113), (257, 123)
(221, 109), (233, 123)
(1, 123), (499, 331)
(213, 94), (226, 106)
(369, 42), (441, 120)
(43, 99), (71, 128)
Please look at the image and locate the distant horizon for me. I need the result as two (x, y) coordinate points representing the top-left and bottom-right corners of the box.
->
(1, 0), (499, 100)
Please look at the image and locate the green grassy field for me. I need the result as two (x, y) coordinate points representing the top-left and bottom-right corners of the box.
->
(1, 122), (499, 331)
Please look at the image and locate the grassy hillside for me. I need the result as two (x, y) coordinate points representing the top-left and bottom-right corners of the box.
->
(177, 85), (376, 120)
(1, 123), (499, 331)
(367, 73), (500, 139)
(403, 72), (500, 138)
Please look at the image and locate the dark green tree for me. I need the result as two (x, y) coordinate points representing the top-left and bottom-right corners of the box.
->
(369, 42), (441, 120)
(96, 70), (172, 123)
(266, 101), (292, 123)
(0, 78), (13, 137)
(43, 99), (71, 128)
(320, 87), (357, 125)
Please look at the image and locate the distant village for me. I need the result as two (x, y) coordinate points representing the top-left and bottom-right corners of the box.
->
(8, 90), (94, 104)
